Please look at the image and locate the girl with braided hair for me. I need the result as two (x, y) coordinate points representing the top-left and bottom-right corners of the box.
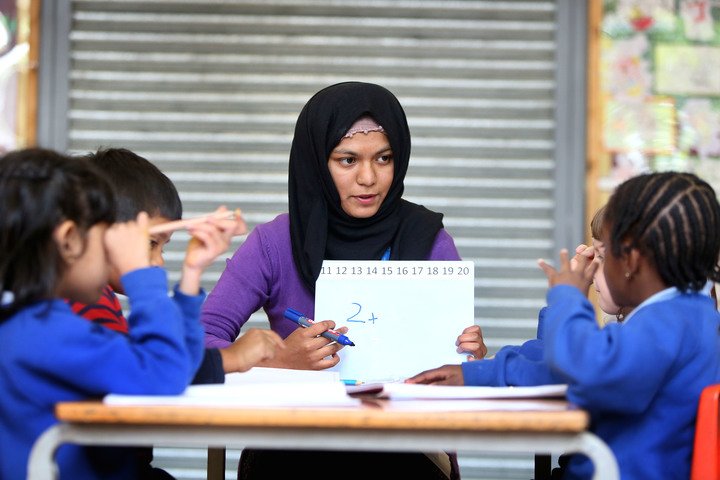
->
(538, 171), (720, 479)
(406, 205), (624, 389)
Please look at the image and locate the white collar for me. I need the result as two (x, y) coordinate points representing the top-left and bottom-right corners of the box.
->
(623, 287), (680, 323)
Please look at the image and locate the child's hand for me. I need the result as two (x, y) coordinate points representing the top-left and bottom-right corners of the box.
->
(538, 248), (599, 296)
(571, 244), (595, 269)
(104, 212), (151, 276)
(455, 324), (487, 360)
(219, 328), (285, 373)
(184, 207), (246, 271)
(179, 207), (246, 295)
(405, 364), (464, 385)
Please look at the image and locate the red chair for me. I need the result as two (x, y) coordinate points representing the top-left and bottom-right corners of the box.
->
(692, 384), (720, 480)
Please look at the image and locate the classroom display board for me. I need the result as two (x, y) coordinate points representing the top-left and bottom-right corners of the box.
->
(598, 0), (720, 195)
(316, 260), (474, 383)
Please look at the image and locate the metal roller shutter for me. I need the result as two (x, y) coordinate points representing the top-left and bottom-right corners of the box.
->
(37, 1), (586, 478)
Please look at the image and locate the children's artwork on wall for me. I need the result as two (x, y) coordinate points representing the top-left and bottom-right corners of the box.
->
(681, 0), (716, 40)
(680, 98), (720, 160)
(603, 0), (677, 36)
(603, 35), (653, 100)
(655, 44), (720, 95)
(604, 97), (676, 154)
(598, 0), (720, 194)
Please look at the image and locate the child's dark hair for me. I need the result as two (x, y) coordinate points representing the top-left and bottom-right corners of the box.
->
(82, 148), (182, 221)
(0, 148), (116, 320)
(604, 171), (720, 291)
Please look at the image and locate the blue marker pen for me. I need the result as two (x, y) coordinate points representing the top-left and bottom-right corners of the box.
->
(284, 308), (355, 346)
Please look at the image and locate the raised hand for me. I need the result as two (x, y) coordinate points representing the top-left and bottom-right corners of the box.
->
(104, 212), (151, 276)
(538, 248), (598, 296)
(571, 243), (595, 269)
(179, 206), (246, 295)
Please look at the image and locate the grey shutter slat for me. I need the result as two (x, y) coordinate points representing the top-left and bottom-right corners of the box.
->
(42, 1), (581, 478)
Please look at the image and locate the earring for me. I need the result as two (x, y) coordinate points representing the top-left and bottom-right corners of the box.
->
(625, 271), (631, 279)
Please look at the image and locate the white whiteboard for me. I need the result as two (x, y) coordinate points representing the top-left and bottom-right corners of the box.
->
(315, 260), (474, 383)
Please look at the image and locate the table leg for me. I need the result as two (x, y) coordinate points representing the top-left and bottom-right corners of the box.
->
(534, 454), (552, 480)
(576, 432), (619, 480)
(27, 424), (64, 480)
(207, 447), (226, 480)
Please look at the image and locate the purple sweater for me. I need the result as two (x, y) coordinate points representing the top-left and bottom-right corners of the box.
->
(201, 213), (461, 347)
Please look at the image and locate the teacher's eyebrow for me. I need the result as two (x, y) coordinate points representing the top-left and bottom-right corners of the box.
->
(332, 145), (392, 156)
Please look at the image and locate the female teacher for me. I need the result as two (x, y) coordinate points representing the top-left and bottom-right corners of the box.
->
(201, 81), (485, 479)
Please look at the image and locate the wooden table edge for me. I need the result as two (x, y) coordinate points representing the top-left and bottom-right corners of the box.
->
(55, 400), (589, 432)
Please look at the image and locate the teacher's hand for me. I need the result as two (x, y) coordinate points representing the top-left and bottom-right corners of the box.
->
(456, 324), (487, 360)
(220, 328), (285, 373)
(260, 320), (347, 370)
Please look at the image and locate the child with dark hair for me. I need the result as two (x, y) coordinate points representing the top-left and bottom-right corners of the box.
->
(67, 147), (182, 334)
(71, 147), (284, 382)
(0, 148), (204, 479)
(66, 147), (284, 480)
(538, 171), (720, 479)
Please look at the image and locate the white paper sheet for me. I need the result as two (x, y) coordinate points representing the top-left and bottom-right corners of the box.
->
(347, 383), (568, 400)
(104, 382), (360, 408)
(362, 398), (570, 412)
(224, 367), (339, 385)
(315, 260), (475, 383)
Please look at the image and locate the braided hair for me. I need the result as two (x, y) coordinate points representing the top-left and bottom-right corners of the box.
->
(604, 172), (720, 292)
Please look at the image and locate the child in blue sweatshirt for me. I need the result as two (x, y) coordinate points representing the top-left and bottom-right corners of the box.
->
(407, 206), (622, 388)
(408, 172), (720, 478)
(65, 148), (284, 479)
(72, 147), (284, 383)
(0, 148), (200, 479)
(537, 171), (720, 479)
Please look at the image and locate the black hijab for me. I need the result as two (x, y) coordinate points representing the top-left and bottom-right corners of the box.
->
(288, 82), (444, 292)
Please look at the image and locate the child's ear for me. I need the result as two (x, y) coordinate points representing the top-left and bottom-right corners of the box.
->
(53, 220), (83, 262)
(623, 245), (641, 277)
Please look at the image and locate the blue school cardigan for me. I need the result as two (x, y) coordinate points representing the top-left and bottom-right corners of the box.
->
(543, 285), (720, 479)
(0, 267), (205, 480)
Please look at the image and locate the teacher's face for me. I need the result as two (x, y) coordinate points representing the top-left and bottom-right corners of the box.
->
(327, 131), (394, 218)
